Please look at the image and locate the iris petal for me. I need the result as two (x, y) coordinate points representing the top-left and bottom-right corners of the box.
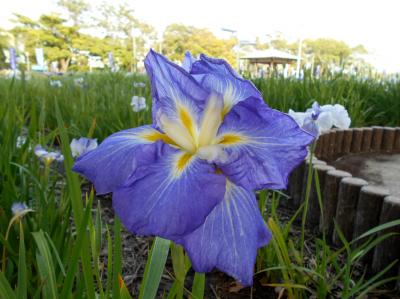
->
(112, 142), (226, 240)
(144, 50), (208, 130)
(198, 93), (223, 147)
(216, 97), (315, 190)
(190, 54), (264, 115)
(182, 51), (197, 72)
(178, 181), (271, 286)
(72, 125), (167, 194)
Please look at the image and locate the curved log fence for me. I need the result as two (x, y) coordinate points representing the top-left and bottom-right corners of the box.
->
(287, 127), (400, 277)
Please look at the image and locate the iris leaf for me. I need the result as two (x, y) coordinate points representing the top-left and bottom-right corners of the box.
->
(17, 222), (27, 299)
(139, 237), (170, 299)
(0, 272), (16, 299)
(191, 272), (205, 299)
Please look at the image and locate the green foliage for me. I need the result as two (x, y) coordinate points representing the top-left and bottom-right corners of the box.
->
(57, 0), (91, 27)
(253, 75), (400, 127)
(162, 23), (236, 66)
(4, 2), (375, 73)
(257, 33), (371, 71)
(11, 13), (79, 71)
(93, 1), (157, 69)
(139, 237), (170, 299)
(0, 28), (10, 69)
(256, 150), (400, 298)
(0, 73), (398, 298)
(9, 1), (157, 72)
(304, 38), (353, 66)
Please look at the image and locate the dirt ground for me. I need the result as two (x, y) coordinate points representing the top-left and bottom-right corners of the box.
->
(95, 195), (277, 298)
(92, 192), (400, 298)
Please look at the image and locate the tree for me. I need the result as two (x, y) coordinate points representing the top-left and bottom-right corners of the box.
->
(57, 0), (90, 27)
(162, 23), (236, 66)
(254, 37), (268, 50)
(303, 38), (352, 66)
(0, 28), (10, 69)
(11, 13), (79, 72)
(352, 44), (368, 55)
(94, 1), (157, 70)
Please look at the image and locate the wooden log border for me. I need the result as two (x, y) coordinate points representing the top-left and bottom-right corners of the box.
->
(287, 127), (400, 277)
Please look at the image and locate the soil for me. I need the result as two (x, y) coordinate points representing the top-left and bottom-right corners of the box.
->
(94, 194), (277, 298)
(88, 189), (400, 298)
(332, 153), (400, 196)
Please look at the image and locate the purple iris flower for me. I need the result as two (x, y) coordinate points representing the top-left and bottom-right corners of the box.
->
(310, 101), (321, 120)
(73, 50), (314, 285)
(303, 102), (322, 137)
(11, 202), (28, 215)
(181, 51), (197, 72)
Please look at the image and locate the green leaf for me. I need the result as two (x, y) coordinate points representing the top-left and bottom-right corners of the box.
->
(0, 272), (16, 299)
(95, 200), (102, 258)
(350, 260), (399, 298)
(32, 230), (58, 299)
(105, 225), (113, 298)
(60, 195), (93, 298)
(44, 232), (66, 277)
(119, 275), (134, 299)
(139, 237), (171, 299)
(191, 272), (205, 299)
(170, 243), (187, 299)
(112, 217), (122, 299)
(55, 102), (96, 299)
(166, 281), (178, 299)
(354, 219), (400, 241)
(17, 222), (27, 299)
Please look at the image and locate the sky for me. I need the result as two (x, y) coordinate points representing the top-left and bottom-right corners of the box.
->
(2, 0), (400, 73)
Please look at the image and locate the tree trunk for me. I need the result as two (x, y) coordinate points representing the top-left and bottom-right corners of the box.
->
(60, 58), (70, 73)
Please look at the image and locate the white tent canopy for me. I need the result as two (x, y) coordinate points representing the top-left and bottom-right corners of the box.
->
(241, 49), (297, 64)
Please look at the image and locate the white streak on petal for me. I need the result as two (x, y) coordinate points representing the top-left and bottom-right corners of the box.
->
(198, 93), (223, 147)
(159, 115), (196, 153)
(197, 145), (228, 163)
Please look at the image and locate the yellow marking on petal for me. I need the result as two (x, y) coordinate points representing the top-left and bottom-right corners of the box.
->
(177, 152), (192, 171)
(218, 133), (245, 145)
(141, 131), (177, 146)
(178, 106), (197, 141)
(198, 93), (223, 147)
(173, 152), (193, 177)
(160, 115), (197, 153)
(222, 103), (232, 117)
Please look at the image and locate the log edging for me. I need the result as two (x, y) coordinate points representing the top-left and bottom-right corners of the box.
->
(288, 127), (400, 277)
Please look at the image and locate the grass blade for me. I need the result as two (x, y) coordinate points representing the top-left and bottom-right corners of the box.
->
(55, 101), (96, 299)
(139, 237), (171, 299)
(0, 272), (16, 299)
(112, 217), (122, 299)
(60, 195), (93, 298)
(33, 230), (58, 299)
(191, 272), (205, 299)
(17, 222), (27, 299)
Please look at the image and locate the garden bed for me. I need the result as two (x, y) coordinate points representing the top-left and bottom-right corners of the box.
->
(288, 127), (400, 283)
